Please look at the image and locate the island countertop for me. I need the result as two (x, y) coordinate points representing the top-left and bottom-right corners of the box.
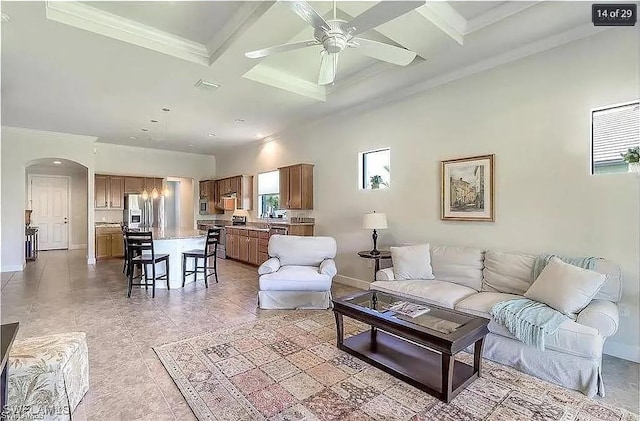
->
(149, 228), (207, 240)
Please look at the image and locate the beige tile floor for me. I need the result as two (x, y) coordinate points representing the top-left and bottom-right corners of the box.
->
(1, 250), (638, 419)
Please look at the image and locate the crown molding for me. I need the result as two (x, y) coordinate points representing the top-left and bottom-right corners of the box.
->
(2, 125), (99, 142)
(465, 1), (541, 34)
(45, 1), (211, 66)
(243, 65), (326, 102)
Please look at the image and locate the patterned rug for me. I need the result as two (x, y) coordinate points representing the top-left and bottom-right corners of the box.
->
(154, 310), (637, 421)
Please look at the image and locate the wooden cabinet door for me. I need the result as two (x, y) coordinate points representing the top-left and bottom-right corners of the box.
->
(259, 252), (269, 265)
(213, 181), (221, 209)
(279, 167), (290, 209)
(96, 234), (111, 258)
(200, 181), (208, 198)
(226, 232), (232, 256)
(124, 177), (144, 194)
(232, 235), (240, 259)
(143, 178), (155, 192)
(248, 237), (258, 265)
(289, 165), (303, 209)
(154, 178), (163, 192)
(111, 233), (125, 257)
(300, 164), (314, 209)
(109, 177), (124, 209)
(239, 236), (249, 262)
(95, 175), (109, 208)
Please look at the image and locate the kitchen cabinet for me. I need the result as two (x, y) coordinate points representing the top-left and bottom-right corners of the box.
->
(248, 237), (259, 265)
(213, 175), (253, 210)
(239, 236), (249, 262)
(279, 164), (314, 210)
(95, 175), (124, 209)
(109, 177), (124, 209)
(95, 175), (109, 209)
(95, 227), (125, 259)
(143, 178), (163, 192)
(124, 177), (144, 194)
(199, 181), (209, 198)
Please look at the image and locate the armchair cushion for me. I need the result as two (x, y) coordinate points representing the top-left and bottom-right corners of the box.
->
(319, 259), (337, 278)
(268, 235), (337, 266)
(259, 266), (331, 291)
(258, 257), (281, 275)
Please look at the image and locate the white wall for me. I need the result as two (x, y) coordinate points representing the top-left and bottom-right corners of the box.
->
(215, 29), (640, 362)
(1, 128), (216, 268)
(26, 167), (88, 249)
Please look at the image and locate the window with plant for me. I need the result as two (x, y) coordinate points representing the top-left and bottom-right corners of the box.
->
(592, 101), (639, 174)
(257, 170), (283, 218)
(360, 148), (390, 189)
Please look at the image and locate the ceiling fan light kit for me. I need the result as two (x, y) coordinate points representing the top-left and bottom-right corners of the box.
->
(245, 1), (421, 86)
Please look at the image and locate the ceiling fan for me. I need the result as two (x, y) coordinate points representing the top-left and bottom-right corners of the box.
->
(245, 1), (423, 85)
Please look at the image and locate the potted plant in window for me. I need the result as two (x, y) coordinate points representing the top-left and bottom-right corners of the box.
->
(621, 147), (640, 173)
(369, 175), (388, 189)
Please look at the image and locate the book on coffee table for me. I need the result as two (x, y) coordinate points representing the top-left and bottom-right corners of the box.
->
(389, 301), (430, 318)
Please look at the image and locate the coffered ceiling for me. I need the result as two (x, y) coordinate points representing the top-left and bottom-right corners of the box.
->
(1, 1), (609, 154)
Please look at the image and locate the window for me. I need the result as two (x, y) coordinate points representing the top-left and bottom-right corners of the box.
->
(257, 170), (282, 218)
(360, 148), (390, 189)
(592, 101), (639, 174)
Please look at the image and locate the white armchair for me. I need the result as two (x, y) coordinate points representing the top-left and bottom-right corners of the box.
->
(258, 235), (337, 309)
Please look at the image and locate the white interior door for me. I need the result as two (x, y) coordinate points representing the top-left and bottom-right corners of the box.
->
(30, 175), (69, 250)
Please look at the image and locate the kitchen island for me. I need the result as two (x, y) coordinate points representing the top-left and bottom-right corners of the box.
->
(142, 228), (209, 289)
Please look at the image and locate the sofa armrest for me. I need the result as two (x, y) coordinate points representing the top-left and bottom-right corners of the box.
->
(577, 300), (619, 338)
(376, 267), (395, 281)
(258, 257), (281, 275)
(319, 259), (337, 278)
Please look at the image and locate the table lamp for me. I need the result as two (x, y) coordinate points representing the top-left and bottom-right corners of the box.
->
(363, 212), (387, 255)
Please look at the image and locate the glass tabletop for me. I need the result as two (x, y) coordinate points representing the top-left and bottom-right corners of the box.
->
(340, 291), (475, 335)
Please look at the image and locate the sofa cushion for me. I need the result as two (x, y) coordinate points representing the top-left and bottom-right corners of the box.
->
(259, 266), (331, 291)
(525, 257), (606, 317)
(482, 251), (536, 295)
(430, 246), (485, 291)
(370, 280), (476, 309)
(268, 235), (337, 267)
(454, 292), (522, 318)
(390, 244), (435, 280)
(454, 292), (603, 359)
(592, 259), (623, 302)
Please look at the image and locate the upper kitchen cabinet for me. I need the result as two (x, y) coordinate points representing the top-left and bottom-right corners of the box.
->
(124, 177), (144, 194)
(143, 177), (163, 192)
(94, 175), (124, 209)
(213, 175), (253, 210)
(279, 164), (314, 210)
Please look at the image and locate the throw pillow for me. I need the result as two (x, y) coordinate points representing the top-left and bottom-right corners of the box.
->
(524, 257), (606, 317)
(390, 244), (435, 281)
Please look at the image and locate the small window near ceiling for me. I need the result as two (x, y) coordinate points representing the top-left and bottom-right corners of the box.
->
(592, 101), (640, 174)
(257, 170), (282, 218)
(359, 148), (390, 190)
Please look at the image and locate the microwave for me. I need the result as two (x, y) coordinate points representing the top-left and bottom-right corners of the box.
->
(199, 198), (209, 215)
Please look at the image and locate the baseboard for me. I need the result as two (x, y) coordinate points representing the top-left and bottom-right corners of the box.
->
(1, 263), (25, 272)
(70, 244), (87, 250)
(334, 274), (370, 291)
(604, 341), (640, 363)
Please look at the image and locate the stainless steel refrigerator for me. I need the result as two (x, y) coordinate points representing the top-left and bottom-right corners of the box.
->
(124, 194), (164, 229)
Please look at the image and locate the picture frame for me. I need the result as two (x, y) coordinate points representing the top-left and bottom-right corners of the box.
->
(441, 154), (495, 222)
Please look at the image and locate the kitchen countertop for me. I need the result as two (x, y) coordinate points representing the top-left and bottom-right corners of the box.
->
(95, 223), (122, 228)
(225, 226), (270, 232)
(150, 228), (207, 240)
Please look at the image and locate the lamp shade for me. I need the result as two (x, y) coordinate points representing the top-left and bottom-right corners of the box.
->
(363, 212), (388, 230)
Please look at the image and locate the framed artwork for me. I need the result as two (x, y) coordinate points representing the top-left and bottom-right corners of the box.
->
(441, 154), (495, 222)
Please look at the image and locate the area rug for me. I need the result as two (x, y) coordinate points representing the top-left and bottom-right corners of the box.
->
(154, 310), (637, 421)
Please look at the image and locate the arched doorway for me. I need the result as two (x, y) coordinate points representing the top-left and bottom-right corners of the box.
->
(25, 158), (89, 255)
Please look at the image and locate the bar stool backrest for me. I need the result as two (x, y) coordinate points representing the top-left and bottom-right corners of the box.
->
(125, 231), (154, 257)
(204, 229), (220, 255)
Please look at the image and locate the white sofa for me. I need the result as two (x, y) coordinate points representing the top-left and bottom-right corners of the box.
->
(371, 246), (622, 397)
(258, 235), (337, 309)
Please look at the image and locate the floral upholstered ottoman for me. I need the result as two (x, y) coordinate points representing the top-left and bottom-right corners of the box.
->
(7, 332), (89, 421)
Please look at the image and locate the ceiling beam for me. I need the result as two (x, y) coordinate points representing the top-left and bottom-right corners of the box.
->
(465, 1), (542, 34)
(415, 2), (467, 45)
(243, 65), (326, 102)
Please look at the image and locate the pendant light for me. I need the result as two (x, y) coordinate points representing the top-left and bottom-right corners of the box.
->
(141, 188), (149, 201)
(151, 187), (159, 199)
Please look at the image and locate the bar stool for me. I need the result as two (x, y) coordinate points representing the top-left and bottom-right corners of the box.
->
(182, 229), (220, 288)
(125, 231), (170, 298)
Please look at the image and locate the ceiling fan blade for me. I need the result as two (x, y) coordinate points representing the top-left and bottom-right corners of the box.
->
(345, 1), (424, 36)
(245, 40), (319, 59)
(318, 51), (338, 85)
(285, 1), (331, 31)
(352, 38), (416, 66)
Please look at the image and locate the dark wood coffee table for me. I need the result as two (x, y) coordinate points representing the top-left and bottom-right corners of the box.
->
(332, 291), (489, 403)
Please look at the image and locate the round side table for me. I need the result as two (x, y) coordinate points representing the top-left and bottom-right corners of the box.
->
(357, 250), (392, 283)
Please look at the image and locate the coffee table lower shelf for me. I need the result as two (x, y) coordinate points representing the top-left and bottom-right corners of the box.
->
(340, 329), (477, 402)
